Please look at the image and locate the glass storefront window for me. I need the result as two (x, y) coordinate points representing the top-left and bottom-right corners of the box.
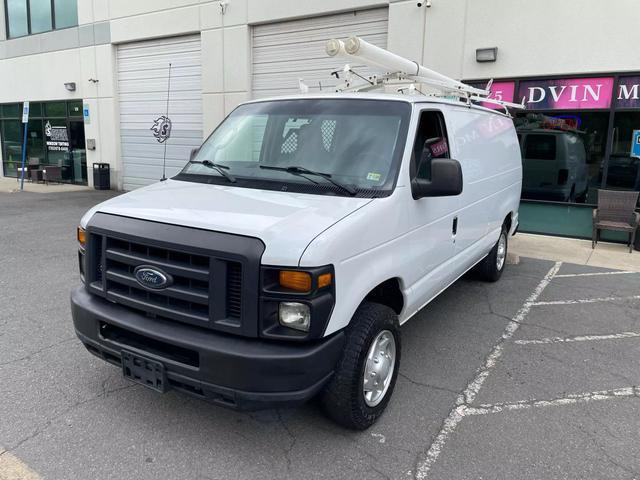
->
(4, 0), (77, 38)
(68, 100), (83, 118)
(516, 111), (610, 204)
(607, 111), (640, 193)
(45, 102), (66, 117)
(1, 121), (23, 177)
(28, 0), (53, 34)
(1, 104), (21, 118)
(1, 100), (87, 185)
(6, 0), (28, 38)
(54, 0), (78, 29)
(26, 119), (45, 168)
(28, 102), (43, 118)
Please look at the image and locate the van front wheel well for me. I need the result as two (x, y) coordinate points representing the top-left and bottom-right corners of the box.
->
(364, 278), (404, 315)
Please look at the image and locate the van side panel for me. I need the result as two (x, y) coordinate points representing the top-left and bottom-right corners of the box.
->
(447, 107), (522, 274)
(301, 106), (522, 337)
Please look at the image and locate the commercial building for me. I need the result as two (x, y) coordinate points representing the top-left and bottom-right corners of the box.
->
(0, 0), (639, 239)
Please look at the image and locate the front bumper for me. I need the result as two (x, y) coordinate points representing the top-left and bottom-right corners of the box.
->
(71, 286), (345, 410)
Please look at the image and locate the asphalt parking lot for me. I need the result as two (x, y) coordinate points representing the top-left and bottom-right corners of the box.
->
(1, 189), (640, 480)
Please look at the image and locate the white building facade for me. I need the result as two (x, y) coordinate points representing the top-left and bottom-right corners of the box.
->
(1, 0), (639, 237)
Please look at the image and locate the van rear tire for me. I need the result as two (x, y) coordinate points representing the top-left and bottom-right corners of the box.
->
(477, 227), (508, 282)
(320, 302), (400, 430)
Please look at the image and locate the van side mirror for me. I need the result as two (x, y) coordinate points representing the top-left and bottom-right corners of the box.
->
(189, 147), (200, 161)
(411, 158), (463, 199)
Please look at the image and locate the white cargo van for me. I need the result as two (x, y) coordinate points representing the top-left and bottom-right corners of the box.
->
(71, 38), (522, 429)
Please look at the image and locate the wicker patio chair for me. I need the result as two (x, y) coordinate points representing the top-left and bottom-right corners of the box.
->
(592, 189), (640, 253)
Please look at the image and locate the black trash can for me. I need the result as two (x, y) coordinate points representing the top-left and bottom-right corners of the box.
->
(93, 163), (110, 190)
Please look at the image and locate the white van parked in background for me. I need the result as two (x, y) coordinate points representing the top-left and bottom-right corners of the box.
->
(71, 40), (522, 430)
(519, 129), (589, 202)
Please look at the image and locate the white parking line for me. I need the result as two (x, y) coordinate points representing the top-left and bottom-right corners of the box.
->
(465, 386), (640, 415)
(532, 295), (640, 306)
(415, 261), (562, 480)
(514, 331), (640, 345)
(555, 271), (637, 278)
(0, 451), (41, 480)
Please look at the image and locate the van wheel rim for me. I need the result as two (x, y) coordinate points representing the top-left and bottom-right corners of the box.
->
(496, 233), (507, 271)
(363, 330), (396, 407)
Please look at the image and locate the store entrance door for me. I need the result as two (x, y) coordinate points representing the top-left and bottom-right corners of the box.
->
(68, 120), (87, 184)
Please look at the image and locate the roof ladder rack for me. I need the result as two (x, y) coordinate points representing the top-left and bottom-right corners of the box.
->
(325, 36), (525, 112)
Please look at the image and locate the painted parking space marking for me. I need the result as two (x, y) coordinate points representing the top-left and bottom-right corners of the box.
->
(415, 262), (562, 480)
(0, 451), (41, 480)
(531, 295), (640, 306)
(514, 331), (640, 345)
(465, 386), (640, 416)
(554, 271), (638, 278)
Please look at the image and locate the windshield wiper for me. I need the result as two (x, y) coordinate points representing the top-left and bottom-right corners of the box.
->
(259, 165), (357, 196)
(190, 160), (236, 183)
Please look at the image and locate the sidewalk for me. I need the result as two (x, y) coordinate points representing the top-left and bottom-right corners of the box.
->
(510, 232), (639, 272)
(0, 177), (91, 194)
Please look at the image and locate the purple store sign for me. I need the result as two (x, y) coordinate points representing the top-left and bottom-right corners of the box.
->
(517, 77), (615, 110)
(616, 76), (640, 108)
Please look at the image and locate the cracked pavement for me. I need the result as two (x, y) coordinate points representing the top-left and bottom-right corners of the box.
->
(1, 189), (640, 479)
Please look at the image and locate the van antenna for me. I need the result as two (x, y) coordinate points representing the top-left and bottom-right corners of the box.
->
(161, 63), (172, 181)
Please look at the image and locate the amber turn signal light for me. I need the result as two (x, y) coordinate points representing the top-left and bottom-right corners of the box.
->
(77, 226), (86, 248)
(318, 273), (332, 288)
(279, 270), (312, 292)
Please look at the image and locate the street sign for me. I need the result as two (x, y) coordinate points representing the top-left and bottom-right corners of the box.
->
(19, 101), (30, 190)
(21, 101), (30, 123)
(631, 130), (640, 158)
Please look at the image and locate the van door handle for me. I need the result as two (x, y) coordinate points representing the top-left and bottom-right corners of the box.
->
(452, 216), (458, 236)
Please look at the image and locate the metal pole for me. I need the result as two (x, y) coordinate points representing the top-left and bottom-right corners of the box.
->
(19, 121), (28, 191)
(161, 63), (172, 181)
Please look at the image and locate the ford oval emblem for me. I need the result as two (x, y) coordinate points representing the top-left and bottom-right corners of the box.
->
(134, 265), (172, 290)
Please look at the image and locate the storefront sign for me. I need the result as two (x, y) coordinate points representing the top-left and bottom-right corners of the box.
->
(482, 81), (515, 110)
(45, 121), (70, 152)
(517, 77), (614, 110)
(616, 76), (640, 109)
(632, 130), (640, 159)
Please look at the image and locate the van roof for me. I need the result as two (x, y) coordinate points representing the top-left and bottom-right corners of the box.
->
(242, 92), (512, 117)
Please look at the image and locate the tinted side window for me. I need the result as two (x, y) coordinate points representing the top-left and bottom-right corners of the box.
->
(524, 135), (556, 160)
(412, 111), (450, 180)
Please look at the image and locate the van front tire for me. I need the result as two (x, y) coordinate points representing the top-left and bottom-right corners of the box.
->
(477, 228), (508, 282)
(320, 302), (401, 430)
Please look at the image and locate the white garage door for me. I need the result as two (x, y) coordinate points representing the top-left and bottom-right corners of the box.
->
(117, 35), (202, 190)
(252, 8), (389, 98)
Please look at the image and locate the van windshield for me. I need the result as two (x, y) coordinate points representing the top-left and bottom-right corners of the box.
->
(176, 99), (411, 197)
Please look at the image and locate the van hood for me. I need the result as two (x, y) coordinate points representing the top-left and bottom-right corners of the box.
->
(82, 179), (373, 265)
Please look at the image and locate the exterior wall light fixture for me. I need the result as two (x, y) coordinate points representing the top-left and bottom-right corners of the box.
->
(64, 82), (77, 92)
(476, 47), (498, 63)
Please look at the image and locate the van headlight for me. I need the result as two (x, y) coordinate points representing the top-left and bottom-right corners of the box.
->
(279, 302), (311, 332)
(260, 265), (335, 339)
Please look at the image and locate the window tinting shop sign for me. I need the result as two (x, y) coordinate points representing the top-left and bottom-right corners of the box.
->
(45, 121), (69, 152)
